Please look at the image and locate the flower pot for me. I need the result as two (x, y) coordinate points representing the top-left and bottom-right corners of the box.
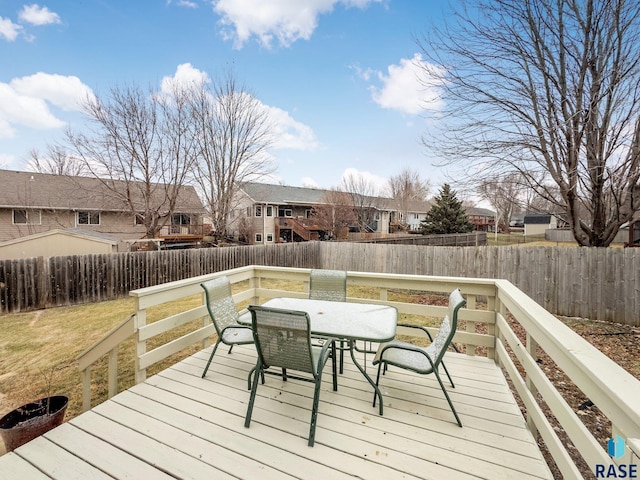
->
(0, 395), (68, 452)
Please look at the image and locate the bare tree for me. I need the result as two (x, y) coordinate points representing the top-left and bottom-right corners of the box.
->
(65, 82), (198, 238)
(189, 74), (275, 243)
(478, 173), (524, 230)
(386, 167), (431, 228)
(311, 189), (357, 240)
(341, 172), (380, 232)
(27, 145), (88, 176)
(419, 0), (640, 246)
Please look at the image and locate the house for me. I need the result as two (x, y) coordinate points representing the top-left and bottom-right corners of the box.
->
(388, 199), (434, 233)
(466, 207), (498, 232)
(229, 182), (405, 244)
(0, 169), (206, 251)
(523, 213), (558, 236)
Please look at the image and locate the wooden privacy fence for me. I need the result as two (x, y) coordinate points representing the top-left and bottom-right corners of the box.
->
(0, 242), (319, 314)
(2, 241), (639, 324)
(318, 242), (640, 325)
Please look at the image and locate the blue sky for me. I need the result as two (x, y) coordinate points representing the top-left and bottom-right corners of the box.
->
(1, 1), (454, 195)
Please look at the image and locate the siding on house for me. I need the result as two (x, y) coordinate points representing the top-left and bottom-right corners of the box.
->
(0, 169), (206, 243)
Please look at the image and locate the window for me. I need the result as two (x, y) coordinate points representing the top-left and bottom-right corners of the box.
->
(172, 213), (191, 225)
(78, 211), (100, 225)
(278, 208), (293, 217)
(266, 206), (273, 217)
(255, 233), (262, 242)
(266, 234), (273, 242)
(13, 209), (41, 225)
(305, 209), (311, 218)
(255, 205), (262, 217)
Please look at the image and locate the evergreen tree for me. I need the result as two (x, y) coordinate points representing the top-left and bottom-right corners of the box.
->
(419, 184), (474, 234)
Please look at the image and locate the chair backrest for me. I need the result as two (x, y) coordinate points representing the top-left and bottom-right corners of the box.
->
(428, 288), (466, 366)
(248, 305), (315, 375)
(309, 269), (347, 302)
(201, 276), (240, 336)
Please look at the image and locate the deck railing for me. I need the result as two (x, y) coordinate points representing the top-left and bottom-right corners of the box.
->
(77, 264), (640, 479)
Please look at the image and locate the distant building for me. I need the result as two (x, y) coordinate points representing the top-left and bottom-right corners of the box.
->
(228, 182), (433, 244)
(0, 169), (206, 252)
(523, 213), (558, 236)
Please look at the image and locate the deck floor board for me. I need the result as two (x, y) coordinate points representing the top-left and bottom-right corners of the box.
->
(0, 345), (553, 479)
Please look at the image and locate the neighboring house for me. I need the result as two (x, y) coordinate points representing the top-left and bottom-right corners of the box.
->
(0, 169), (206, 249)
(0, 228), (119, 259)
(523, 213), (559, 236)
(388, 199), (434, 233)
(466, 207), (498, 232)
(229, 182), (400, 244)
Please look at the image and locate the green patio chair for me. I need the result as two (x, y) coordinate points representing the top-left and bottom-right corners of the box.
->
(373, 288), (466, 427)
(309, 269), (347, 302)
(309, 269), (350, 373)
(200, 276), (254, 378)
(244, 305), (337, 447)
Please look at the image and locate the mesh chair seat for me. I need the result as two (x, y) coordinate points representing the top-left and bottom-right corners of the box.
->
(245, 305), (337, 447)
(221, 326), (254, 344)
(373, 288), (466, 427)
(201, 276), (255, 378)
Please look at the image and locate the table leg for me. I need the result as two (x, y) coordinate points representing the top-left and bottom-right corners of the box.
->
(349, 339), (384, 415)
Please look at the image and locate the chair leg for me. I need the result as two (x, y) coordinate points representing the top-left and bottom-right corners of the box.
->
(434, 368), (462, 427)
(245, 360), (263, 428)
(201, 339), (222, 378)
(339, 340), (344, 374)
(308, 377), (323, 447)
(373, 361), (384, 407)
(331, 342), (338, 391)
(228, 345), (234, 354)
(440, 361), (455, 388)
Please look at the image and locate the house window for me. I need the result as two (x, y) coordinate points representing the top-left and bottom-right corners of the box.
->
(266, 206), (273, 217)
(12, 209), (41, 225)
(255, 205), (262, 217)
(172, 213), (191, 225)
(255, 233), (262, 242)
(305, 209), (311, 218)
(78, 211), (100, 225)
(278, 208), (292, 217)
(266, 234), (273, 242)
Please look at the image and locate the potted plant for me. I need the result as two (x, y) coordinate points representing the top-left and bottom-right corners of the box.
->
(0, 366), (68, 452)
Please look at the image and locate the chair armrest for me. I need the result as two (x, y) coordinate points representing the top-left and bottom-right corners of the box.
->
(378, 342), (437, 369)
(397, 323), (434, 342)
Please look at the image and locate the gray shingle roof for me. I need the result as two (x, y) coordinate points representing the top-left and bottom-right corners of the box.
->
(0, 169), (205, 213)
(238, 182), (423, 211)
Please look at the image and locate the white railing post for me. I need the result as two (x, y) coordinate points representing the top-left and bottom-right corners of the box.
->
(526, 333), (540, 439)
(134, 310), (147, 384)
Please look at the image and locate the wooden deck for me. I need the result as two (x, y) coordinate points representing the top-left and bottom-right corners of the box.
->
(0, 345), (553, 479)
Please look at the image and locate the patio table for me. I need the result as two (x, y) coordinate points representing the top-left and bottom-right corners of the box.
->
(245, 297), (398, 415)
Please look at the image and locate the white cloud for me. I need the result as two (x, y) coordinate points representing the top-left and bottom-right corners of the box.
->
(0, 73), (94, 138)
(19, 4), (62, 26)
(160, 63), (210, 95)
(301, 177), (319, 188)
(10, 73), (95, 110)
(266, 105), (319, 151)
(340, 167), (388, 195)
(212, 0), (382, 48)
(0, 16), (23, 41)
(369, 53), (446, 115)
(0, 153), (14, 168)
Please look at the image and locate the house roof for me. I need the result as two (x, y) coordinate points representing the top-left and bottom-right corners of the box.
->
(238, 182), (435, 214)
(239, 182), (327, 205)
(524, 214), (552, 224)
(0, 169), (205, 213)
(466, 207), (495, 217)
(0, 228), (119, 247)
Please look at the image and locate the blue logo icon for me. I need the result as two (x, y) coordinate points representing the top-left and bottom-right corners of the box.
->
(608, 435), (625, 460)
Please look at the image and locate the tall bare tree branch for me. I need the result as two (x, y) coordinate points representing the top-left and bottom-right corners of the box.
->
(420, 0), (640, 246)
